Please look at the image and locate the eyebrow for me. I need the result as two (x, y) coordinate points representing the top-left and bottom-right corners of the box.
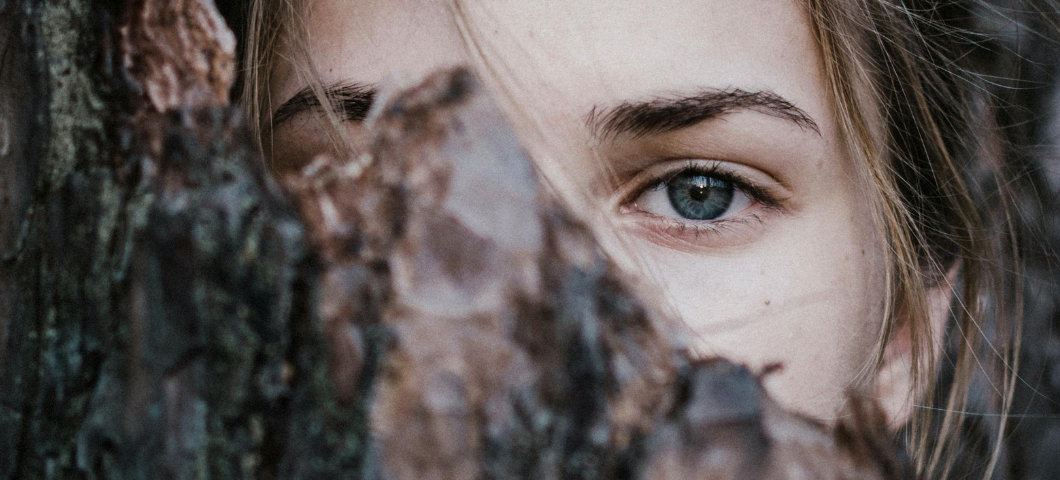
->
(585, 88), (820, 140)
(271, 82), (377, 128)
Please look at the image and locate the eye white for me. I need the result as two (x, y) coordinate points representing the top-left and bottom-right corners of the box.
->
(633, 180), (753, 221)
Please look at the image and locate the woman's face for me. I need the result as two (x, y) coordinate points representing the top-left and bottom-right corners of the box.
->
(268, 0), (889, 421)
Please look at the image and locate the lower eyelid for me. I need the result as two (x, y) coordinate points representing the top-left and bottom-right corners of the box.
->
(645, 210), (762, 233)
(618, 206), (774, 252)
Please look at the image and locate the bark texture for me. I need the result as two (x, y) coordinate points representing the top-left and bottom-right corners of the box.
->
(0, 0), (918, 479)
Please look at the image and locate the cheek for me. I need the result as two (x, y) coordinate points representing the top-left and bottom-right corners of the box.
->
(610, 195), (887, 420)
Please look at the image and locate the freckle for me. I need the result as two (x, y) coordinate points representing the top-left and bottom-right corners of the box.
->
(759, 269), (765, 275)
(764, 300), (771, 306)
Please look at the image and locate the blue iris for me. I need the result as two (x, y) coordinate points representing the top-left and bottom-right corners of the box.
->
(666, 172), (734, 220)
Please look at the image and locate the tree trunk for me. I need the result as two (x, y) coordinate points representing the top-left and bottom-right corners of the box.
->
(0, 0), (915, 479)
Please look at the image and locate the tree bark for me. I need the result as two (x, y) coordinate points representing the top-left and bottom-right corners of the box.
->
(0, 1), (916, 479)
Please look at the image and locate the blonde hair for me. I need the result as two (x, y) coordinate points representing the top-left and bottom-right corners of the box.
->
(807, 2), (1025, 478)
(241, 1), (1036, 478)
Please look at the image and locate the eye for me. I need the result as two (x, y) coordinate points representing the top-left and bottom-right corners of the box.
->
(633, 168), (754, 221)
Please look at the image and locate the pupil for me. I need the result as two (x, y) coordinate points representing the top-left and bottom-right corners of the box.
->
(666, 172), (734, 220)
(688, 183), (711, 202)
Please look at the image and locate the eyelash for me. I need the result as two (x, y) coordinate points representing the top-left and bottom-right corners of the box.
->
(620, 160), (781, 238)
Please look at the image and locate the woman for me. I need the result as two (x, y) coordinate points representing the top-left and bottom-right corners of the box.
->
(240, 1), (1059, 478)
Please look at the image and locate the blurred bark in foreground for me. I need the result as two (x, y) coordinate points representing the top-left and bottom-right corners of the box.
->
(0, 0), (916, 478)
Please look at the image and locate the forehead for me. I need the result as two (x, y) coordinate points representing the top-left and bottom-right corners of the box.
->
(275, 0), (827, 126)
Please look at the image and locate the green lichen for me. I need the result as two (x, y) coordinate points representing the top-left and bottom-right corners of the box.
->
(39, 0), (104, 191)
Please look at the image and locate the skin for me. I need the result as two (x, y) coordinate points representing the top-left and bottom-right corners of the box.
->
(268, 0), (899, 422)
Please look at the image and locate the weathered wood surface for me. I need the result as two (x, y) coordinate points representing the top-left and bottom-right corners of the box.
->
(0, 0), (918, 478)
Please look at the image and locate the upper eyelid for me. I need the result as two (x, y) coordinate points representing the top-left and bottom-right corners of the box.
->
(623, 160), (725, 200)
(272, 83), (377, 129)
(656, 161), (725, 184)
